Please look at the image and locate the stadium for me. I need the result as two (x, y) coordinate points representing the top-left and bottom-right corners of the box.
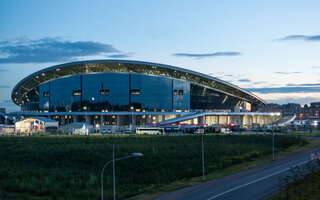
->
(11, 60), (280, 128)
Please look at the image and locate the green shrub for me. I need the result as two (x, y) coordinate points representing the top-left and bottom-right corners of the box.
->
(0, 135), (305, 199)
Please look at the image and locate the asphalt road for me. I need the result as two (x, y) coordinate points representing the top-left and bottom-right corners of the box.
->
(155, 147), (320, 200)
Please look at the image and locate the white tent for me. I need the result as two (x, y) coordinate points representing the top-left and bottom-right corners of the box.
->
(15, 117), (59, 134)
(63, 122), (94, 135)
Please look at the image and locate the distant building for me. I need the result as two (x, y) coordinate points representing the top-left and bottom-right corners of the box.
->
(259, 102), (320, 120)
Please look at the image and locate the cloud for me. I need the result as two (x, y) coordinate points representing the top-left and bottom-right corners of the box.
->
(237, 78), (251, 82)
(252, 81), (267, 84)
(2, 100), (12, 103)
(286, 83), (320, 87)
(255, 92), (320, 105)
(280, 35), (320, 42)
(245, 86), (320, 94)
(275, 72), (289, 75)
(0, 85), (10, 89)
(0, 69), (9, 73)
(274, 71), (301, 75)
(172, 51), (241, 59)
(224, 74), (236, 77)
(107, 53), (133, 58)
(311, 66), (320, 69)
(0, 37), (124, 63)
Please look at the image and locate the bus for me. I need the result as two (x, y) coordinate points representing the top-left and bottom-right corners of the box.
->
(136, 127), (164, 135)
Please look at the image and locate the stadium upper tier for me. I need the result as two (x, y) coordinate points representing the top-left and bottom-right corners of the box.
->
(11, 60), (266, 109)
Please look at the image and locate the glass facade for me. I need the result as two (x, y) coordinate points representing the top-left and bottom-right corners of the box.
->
(190, 84), (243, 110)
(37, 72), (193, 112)
(13, 61), (266, 108)
(17, 62), (261, 113)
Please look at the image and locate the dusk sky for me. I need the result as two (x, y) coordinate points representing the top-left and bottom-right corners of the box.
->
(1, 0), (320, 112)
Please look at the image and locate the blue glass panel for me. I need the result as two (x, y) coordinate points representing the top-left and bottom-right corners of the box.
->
(39, 82), (50, 110)
(173, 79), (190, 110)
(131, 74), (172, 111)
(82, 73), (129, 110)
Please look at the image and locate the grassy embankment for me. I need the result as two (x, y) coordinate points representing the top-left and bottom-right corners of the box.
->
(132, 137), (320, 200)
(0, 134), (312, 200)
(268, 161), (320, 200)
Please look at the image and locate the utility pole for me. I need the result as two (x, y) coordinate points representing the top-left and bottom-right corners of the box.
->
(113, 144), (116, 200)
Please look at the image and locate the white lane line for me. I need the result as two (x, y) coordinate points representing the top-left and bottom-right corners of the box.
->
(206, 160), (309, 200)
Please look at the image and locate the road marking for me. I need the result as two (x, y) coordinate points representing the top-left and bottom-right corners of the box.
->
(206, 160), (309, 200)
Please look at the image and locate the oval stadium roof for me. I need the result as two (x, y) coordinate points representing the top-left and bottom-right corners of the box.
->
(11, 60), (266, 106)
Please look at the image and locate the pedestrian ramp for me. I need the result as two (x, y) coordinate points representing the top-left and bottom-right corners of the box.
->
(156, 112), (205, 125)
(271, 114), (296, 126)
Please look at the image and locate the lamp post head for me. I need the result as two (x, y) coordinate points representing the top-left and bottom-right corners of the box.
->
(132, 153), (143, 157)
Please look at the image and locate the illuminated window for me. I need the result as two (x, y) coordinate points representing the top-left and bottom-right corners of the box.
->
(73, 90), (81, 96)
(179, 90), (183, 95)
(100, 89), (110, 95)
(43, 92), (49, 97)
(131, 89), (141, 95)
(174, 90), (177, 95)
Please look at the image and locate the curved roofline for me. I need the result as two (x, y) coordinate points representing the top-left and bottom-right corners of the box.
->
(12, 59), (266, 106)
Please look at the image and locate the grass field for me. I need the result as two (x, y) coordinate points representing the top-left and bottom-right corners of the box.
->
(0, 134), (307, 199)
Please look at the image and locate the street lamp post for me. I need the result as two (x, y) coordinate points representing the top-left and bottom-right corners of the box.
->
(201, 132), (205, 181)
(101, 145), (143, 200)
(83, 106), (87, 123)
(130, 106), (134, 133)
(96, 124), (100, 134)
(272, 126), (275, 161)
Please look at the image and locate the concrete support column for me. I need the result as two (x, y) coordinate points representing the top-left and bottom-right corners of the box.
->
(198, 116), (204, 124)
(264, 116), (266, 125)
(217, 116), (220, 124)
(193, 118), (198, 124)
(61, 116), (66, 126)
(240, 115), (244, 125)
(132, 115), (135, 126)
(86, 115), (92, 124)
(116, 115), (120, 126)
(100, 115), (103, 127)
(226, 116), (229, 124)
(73, 115), (78, 123)
(146, 115), (150, 124)
(162, 115), (165, 122)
